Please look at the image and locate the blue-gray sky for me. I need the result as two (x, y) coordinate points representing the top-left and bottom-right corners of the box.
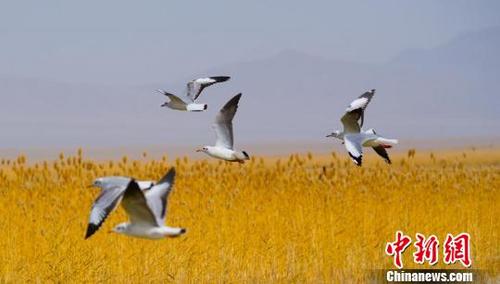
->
(1, 1), (499, 83)
(0, 1), (499, 150)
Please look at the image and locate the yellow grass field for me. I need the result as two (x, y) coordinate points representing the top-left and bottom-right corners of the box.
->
(0, 148), (498, 282)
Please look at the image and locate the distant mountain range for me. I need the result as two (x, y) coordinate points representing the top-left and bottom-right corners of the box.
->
(1, 27), (498, 148)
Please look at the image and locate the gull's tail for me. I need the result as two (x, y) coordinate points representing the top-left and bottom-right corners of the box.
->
(376, 137), (399, 148)
(186, 104), (207, 112)
(162, 226), (186, 237)
(383, 138), (399, 145)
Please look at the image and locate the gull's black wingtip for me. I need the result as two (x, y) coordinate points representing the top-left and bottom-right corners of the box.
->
(242, 151), (250, 159)
(157, 89), (176, 97)
(348, 152), (362, 167)
(158, 167), (176, 185)
(210, 76), (231, 82)
(224, 93), (242, 108)
(85, 223), (99, 239)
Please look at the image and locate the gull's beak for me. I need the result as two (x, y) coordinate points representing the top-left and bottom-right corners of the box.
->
(326, 133), (333, 137)
(195, 148), (203, 152)
(161, 102), (167, 107)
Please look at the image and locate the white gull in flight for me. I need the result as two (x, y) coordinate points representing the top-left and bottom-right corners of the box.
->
(327, 89), (398, 166)
(197, 93), (250, 163)
(85, 168), (186, 239)
(158, 76), (230, 112)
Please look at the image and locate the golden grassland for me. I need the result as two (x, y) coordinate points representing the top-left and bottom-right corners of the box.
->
(0, 148), (498, 282)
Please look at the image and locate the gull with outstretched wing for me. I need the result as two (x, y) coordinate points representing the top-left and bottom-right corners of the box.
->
(196, 93), (250, 163)
(326, 89), (398, 166)
(158, 76), (230, 112)
(85, 168), (186, 240)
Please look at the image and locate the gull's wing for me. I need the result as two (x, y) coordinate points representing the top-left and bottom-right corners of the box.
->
(345, 89), (375, 128)
(372, 146), (391, 164)
(341, 110), (362, 133)
(145, 168), (175, 225)
(186, 76), (230, 102)
(94, 177), (153, 191)
(213, 93), (242, 149)
(346, 89), (375, 112)
(121, 180), (158, 227)
(85, 184), (129, 239)
(157, 89), (187, 105)
(344, 135), (363, 166)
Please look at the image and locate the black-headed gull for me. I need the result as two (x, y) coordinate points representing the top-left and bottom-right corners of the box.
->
(196, 93), (250, 163)
(158, 76), (230, 112)
(85, 168), (186, 239)
(327, 89), (398, 166)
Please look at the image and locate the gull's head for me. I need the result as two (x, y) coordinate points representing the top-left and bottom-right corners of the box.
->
(326, 130), (342, 139)
(196, 146), (209, 153)
(90, 176), (129, 189)
(111, 223), (129, 235)
(91, 177), (105, 188)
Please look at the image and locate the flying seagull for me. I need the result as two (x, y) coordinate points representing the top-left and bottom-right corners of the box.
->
(158, 76), (230, 112)
(326, 89), (398, 166)
(196, 93), (250, 163)
(85, 168), (186, 239)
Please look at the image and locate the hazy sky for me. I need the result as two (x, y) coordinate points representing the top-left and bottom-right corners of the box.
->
(1, 1), (500, 84)
(0, 1), (499, 152)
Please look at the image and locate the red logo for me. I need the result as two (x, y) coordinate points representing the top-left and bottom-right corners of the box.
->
(443, 233), (472, 267)
(413, 233), (439, 265)
(385, 231), (412, 269)
(385, 231), (471, 268)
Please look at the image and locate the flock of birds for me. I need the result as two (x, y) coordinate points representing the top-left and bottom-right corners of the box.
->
(85, 76), (398, 240)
